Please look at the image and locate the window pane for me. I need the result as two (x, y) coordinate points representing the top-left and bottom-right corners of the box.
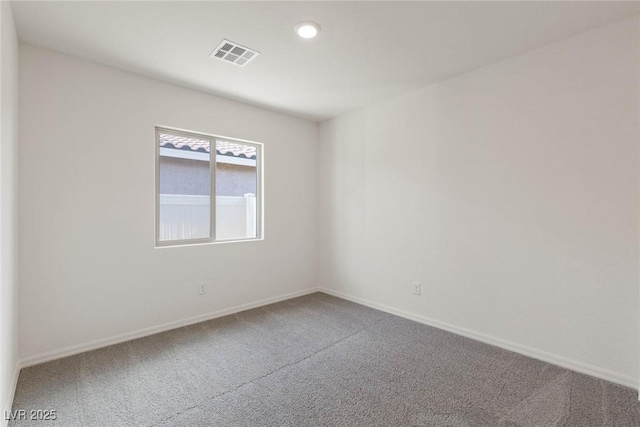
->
(215, 140), (258, 240)
(158, 133), (211, 241)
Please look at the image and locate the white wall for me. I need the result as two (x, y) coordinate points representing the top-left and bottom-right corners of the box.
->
(319, 16), (640, 386)
(18, 44), (318, 361)
(0, 1), (19, 423)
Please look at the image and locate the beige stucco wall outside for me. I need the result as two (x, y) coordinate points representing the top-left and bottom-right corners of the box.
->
(159, 156), (257, 197)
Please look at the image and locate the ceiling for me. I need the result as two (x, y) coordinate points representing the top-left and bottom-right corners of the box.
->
(11, 1), (640, 122)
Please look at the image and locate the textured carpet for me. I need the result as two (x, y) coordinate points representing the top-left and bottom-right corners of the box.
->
(10, 292), (640, 426)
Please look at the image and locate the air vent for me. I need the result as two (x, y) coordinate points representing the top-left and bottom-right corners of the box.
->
(210, 39), (260, 67)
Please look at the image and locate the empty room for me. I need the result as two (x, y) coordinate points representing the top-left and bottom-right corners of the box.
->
(1, 1), (639, 426)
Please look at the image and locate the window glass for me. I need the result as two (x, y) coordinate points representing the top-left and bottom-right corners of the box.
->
(215, 140), (258, 240)
(158, 132), (211, 241)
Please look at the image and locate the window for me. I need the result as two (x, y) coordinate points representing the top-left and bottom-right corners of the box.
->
(156, 127), (262, 246)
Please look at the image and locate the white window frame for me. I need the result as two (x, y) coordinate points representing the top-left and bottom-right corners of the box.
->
(155, 126), (263, 247)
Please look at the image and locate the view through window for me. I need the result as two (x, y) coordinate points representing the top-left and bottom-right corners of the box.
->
(157, 128), (261, 245)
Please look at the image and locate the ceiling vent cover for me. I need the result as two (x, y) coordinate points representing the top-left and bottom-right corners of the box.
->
(210, 39), (260, 67)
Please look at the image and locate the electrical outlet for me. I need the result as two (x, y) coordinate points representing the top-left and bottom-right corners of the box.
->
(412, 281), (421, 295)
(197, 282), (207, 295)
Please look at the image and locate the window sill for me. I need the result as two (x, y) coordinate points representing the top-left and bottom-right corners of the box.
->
(155, 237), (264, 249)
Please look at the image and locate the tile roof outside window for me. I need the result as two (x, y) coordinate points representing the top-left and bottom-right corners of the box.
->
(159, 133), (257, 159)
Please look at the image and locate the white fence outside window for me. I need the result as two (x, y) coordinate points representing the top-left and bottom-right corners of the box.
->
(159, 193), (256, 241)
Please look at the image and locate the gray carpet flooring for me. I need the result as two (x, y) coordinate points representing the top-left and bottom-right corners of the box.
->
(10, 292), (640, 426)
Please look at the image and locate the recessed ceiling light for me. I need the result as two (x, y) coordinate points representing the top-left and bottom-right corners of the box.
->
(295, 21), (320, 39)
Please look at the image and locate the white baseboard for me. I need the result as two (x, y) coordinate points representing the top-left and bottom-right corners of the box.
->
(18, 286), (638, 393)
(20, 287), (320, 369)
(319, 287), (638, 391)
(2, 361), (21, 427)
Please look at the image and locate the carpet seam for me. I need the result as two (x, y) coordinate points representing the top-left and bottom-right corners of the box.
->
(219, 315), (391, 400)
(564, 372), (575, 427)
(246, 314), (392, 386)
(497, 370), (572, 426)
(149, 314), (391, 425)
